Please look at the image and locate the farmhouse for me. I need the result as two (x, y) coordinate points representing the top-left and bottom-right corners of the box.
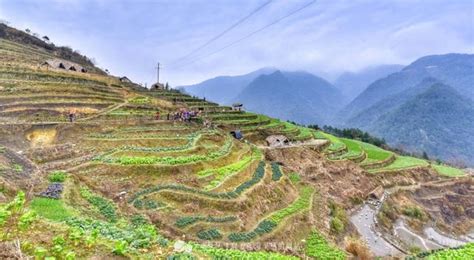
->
(266, 135), (289, 147)
(151, 82), (165, 90)
(368, 186), (384, 200)
(119, 76), (132, 83)
(232, 103), (243, 111)
(41, 59), (87, 73)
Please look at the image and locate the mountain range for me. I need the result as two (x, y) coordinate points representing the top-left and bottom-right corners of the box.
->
(181, 53), (474, 165)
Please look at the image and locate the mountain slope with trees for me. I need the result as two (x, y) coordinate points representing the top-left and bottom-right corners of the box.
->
(338, 54), (474, 122)
(235, 70), (344, 125)
(369, 83), (474, 165)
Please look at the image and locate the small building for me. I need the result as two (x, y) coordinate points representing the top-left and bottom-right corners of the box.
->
(41, 59), (86, 73)
(232, 103), (243, 111)
(119, 76), (132, 83)
(151, 82), (165, 90)
(368, 186), (384, 201)
(266, 135), (289, 147)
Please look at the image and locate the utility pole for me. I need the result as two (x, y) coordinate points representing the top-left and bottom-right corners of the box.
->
(156, 62), (161, 84)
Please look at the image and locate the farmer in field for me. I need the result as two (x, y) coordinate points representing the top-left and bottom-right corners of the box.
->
(155, 111), (160, 120)
(68, 109), (75, 122)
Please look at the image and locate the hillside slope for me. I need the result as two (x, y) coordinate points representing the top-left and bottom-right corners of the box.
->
(236, 70), (344, 125)
(338, 54), (474, 122)
(181, 67), (276, 104)
(0, 23), (472, 259)
(370, 83), (474, 164)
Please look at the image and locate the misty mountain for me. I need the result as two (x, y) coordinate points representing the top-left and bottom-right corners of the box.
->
(338, 54), (474, 122)
(368, 83), (474, 165)
(334, 64), (404, 101)
(235, 70), (344, 125)
(180, 67), (276, 104)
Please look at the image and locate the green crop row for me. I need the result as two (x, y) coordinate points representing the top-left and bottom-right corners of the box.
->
(97, 136), (233, 165)
(79, 187), (117, 222)
(65, 217), (167, 250)
(305, 231), (346, 259)
(175, 215), (237, 228)
(199, 147), (262, 190)
(120, 132), (201, 153)
(191, 242), (299, 259)
(196, 228), (222, 240)
(227, 186), (314, 242)
(271, 162), (283, 181)
(132, 198), (164, 210)
(407, 243), (474, 259)
(319, 132), (346, 152)
(228, 220), (277, 242)
(268, 186), (313, 223)
(128, 161), (266, 204)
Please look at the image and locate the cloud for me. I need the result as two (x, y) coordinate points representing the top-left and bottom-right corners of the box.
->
(0, 0), (472, 85)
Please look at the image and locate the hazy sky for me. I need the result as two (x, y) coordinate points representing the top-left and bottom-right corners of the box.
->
(0, 0), (472, 86)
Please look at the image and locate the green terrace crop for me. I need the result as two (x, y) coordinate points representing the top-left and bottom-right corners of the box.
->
(191, 243), (299, 260)
(407, 243), (474, 259)
(196, 228), (222, 240)
(228, 186), (314, 242)
(305, 230), (346, 259)
(118, 131), (203, 153)
(198, 146), (262, 190)
(228, 220), (277, 242)
(132, 198), (165, 210)
(95, 135), (233, 165)
(432, 164), (465, 177)
(370, 156), (428, 173)
(175, 215), (237, 228)
(79, 187), (118, 222)
(271, 162), (283, 181)
(65, 217), (167, 251)
(128, 161), (266, 204)
(320, 132), (346, 152)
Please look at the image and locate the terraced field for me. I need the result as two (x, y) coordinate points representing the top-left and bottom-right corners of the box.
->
(0, 30), (471, 259)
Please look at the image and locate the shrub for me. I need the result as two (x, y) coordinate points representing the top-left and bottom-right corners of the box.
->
(329, 202), (348, 234)
(402, 206), (425, 220)
(48, 171), (67, 182)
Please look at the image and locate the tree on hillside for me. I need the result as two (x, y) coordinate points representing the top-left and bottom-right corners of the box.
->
(422, 151), (429, 160)
(25, 28), (31, 34)
(165, 82), (170, 90)
(42, 36), (50, 42)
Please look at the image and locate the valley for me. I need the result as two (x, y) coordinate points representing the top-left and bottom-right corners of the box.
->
(0, 24), (473, 259)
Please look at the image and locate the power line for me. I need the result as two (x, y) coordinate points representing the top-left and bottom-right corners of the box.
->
(170, 0), (316, 69)
(170, 0), (273, 66)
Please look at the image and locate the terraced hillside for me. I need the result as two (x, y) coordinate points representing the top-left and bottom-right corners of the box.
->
(0, 28), (472, 259)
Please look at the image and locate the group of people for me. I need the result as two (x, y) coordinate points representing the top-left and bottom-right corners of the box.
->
(156, 108), (202, 122)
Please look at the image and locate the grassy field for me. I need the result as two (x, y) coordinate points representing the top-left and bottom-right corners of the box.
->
(370, 156), (428, 172)
(432, 164), (466, 177)
(30, 197), (74, 221)
(358, 141), (393, 164)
